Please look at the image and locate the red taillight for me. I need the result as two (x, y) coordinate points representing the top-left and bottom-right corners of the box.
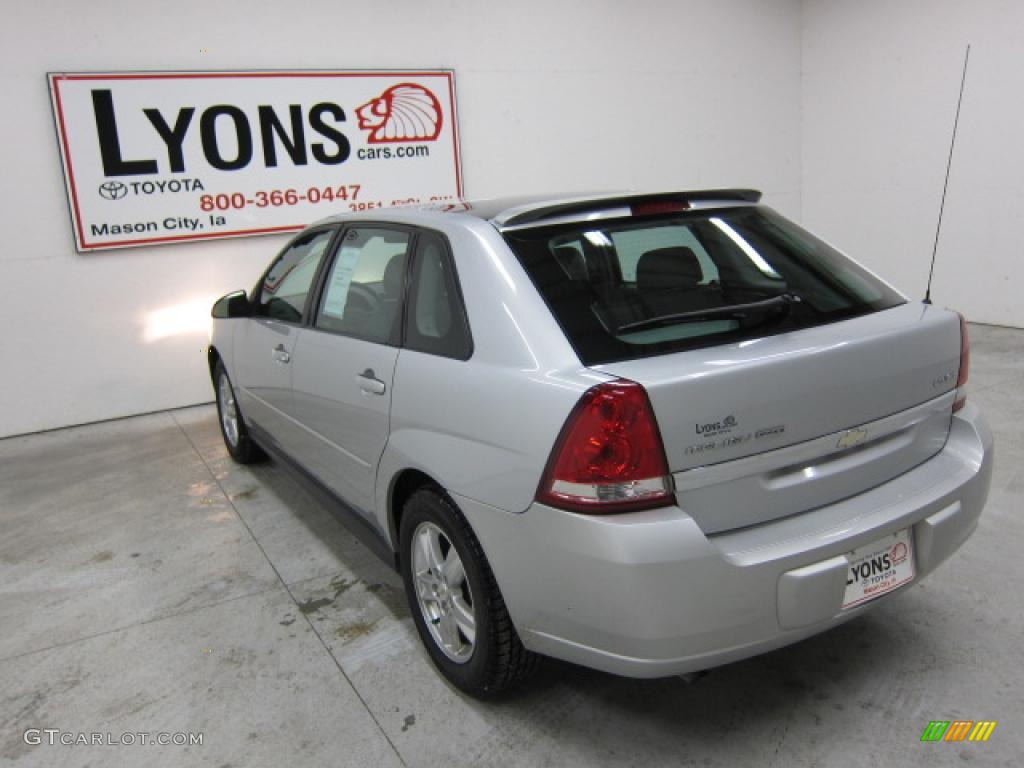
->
(537, 379), (672, 514)
(953, 312), (969, 412)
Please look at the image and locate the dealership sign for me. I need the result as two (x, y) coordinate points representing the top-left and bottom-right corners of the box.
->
(48, 71), (462, 251)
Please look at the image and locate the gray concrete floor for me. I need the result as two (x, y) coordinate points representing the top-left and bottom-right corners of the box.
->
(1, 323), (1021, 767)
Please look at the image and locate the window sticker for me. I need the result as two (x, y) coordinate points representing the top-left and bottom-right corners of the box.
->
(323, 245), (362, 319)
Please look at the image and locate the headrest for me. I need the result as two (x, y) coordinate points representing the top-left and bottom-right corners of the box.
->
(552, 245), (589, 281)
(382, 253), (407, 297)
(636, 247), (702, 291)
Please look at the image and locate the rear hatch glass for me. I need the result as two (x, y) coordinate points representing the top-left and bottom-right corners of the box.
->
(502, 206), (905, 365)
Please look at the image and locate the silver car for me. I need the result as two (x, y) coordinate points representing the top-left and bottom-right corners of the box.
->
(209, 190), (993, 695)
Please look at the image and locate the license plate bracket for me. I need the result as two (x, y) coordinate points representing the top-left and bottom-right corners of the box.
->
(842, 528), (915, 610)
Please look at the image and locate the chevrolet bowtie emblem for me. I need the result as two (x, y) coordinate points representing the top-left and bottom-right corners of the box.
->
(837, 428), (868, 450)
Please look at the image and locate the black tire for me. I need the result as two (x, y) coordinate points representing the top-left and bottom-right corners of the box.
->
(213, 360), (264, 464)
(400, 487), (537, 695)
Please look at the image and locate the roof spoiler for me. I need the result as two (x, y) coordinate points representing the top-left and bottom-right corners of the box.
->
(496, 189), (762, 227)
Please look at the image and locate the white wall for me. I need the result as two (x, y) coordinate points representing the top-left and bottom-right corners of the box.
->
(802, 0), (1024, 328)
(1, 0), (802, 437)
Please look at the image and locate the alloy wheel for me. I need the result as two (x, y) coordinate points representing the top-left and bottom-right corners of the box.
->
(411, 521), (476, 662)
(218, 374), (240, 447)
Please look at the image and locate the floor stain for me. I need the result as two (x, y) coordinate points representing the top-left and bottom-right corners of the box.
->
(297, 596), (335, 614)
(220, 648), (250, 667)
(279, 615), (296, 626)
(231, 487), (259, 501)
(102, 691), (169, 719)
(294, 577), (359, 615)
(329, 576), (357, 597)
(90, 550), (114, 563)
(401, 714), (416, 732)
(366, 581), (409, 616)
(335, 619), (379, 643)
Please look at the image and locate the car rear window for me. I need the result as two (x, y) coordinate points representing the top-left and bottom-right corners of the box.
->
(502, 206), (905, 365)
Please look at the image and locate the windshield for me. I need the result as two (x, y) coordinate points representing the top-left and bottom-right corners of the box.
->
(502, 206), (905, 365)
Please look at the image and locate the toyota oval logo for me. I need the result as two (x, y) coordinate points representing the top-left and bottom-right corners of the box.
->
(98, 181), (128, 200)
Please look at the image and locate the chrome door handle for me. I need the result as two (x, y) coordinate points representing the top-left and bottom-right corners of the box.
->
(357, 368), (386, 395)
(272, 344), (291, 364)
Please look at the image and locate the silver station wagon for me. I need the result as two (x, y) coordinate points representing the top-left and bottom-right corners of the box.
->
(209, 190), (993, 695)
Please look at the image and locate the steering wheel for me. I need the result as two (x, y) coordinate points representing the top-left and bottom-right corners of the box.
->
(346, 283), (382, 314)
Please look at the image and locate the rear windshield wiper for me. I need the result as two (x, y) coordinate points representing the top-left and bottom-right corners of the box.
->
(614, 293), (801, 334)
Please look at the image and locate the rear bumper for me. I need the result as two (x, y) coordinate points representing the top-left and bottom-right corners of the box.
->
(457, 403), (993, 678)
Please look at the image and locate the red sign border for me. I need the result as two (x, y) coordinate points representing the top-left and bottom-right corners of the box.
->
(48, 70), (463, 251)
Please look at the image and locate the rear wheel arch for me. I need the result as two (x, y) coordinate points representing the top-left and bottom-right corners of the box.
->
(387, 468), (437, 563)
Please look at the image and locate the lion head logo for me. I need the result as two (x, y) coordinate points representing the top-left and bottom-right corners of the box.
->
(356, 83), (443, 144)
(890, 541), (908, 564)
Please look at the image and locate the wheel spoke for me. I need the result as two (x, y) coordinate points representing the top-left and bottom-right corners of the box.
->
(437, 611), (459, 648)
(443, 549), (465, 587)
(414, 569), (439, 599)
(415, 528), (434, 573)
(423, 527), (446, 573)
(451, 596), (475, 645)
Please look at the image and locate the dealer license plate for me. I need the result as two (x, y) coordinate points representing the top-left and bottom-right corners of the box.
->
(842, 528), (915, 610)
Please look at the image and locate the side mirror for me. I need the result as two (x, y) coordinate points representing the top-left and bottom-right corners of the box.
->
(211, 290), (251, 319)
